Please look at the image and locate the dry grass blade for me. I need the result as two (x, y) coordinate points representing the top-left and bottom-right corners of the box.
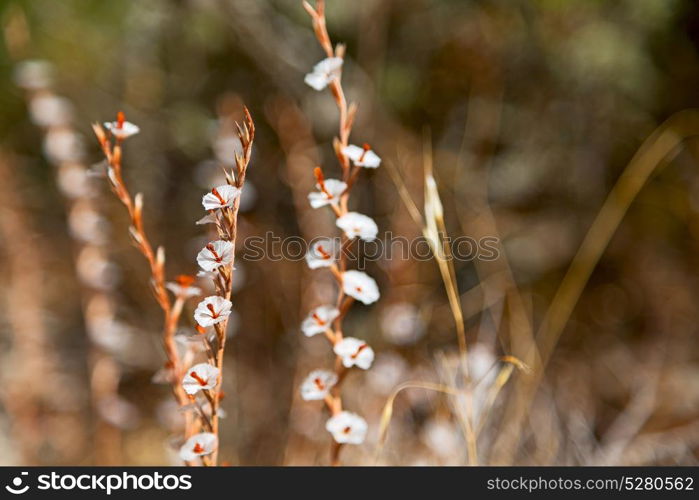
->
(374, 381), (459, 463)
(537, 110), (699, 367)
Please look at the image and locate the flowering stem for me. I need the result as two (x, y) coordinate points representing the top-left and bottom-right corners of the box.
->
(93, 117), (196, 454)
(206, 107), (255, 466)
(303, 0), (373, 466)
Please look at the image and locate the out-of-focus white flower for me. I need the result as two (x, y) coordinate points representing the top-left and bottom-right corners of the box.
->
(306, 238), (337, 269)
(308, 179), (346, 209)
(301, 305), (339, 337)
(179, 432), (218, 462)
(342, 144), (381, 168)
(325, 411), (367, 445)
(68, 203), (108, 244)
(342, 270), (379, 305)
(29, 92), (73, 128)
(104, 112), (140, 139)
(213, 133), (243, 166)
(194, 296), (232, 327)
(367, 353), (409, 395)
(44, 127), (84, 164)
(165, 275), (202, 299)
(202, 184), (240, 211)
(196, 240), (234, 272)
(334, 337), (375, 369)
(57, 163), (90, 199)
(14, 60), (53, 90)
(96, 395), (140, 430)
(300, 370), (338, 401)
(304, 57), (343, 91)
(380, 302), (426, 345)
(76, 246), (120, 290)
(336, 212), (378, 241)
(422, 419), (462, 459)
(468, 344), (498, 423)
(182, 363), (219, 395)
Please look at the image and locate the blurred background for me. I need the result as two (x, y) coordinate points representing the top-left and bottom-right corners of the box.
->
(0, 0), (698, 465)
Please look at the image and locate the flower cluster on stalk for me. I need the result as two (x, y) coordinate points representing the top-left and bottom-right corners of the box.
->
(299, 0), (383, 463)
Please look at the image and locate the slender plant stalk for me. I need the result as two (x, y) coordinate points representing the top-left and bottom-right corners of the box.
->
(302, 0), (377, 466)
(93, 116), (197, 461)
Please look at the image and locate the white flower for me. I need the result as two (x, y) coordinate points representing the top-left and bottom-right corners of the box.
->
(104, 112), (140, 139)
(304, 57), (343, 91)
(380, 302), (426, 345)
(194, 296), (232, 327)
(305, 238), (337, 269)
(196, 240), (234, 272)
(166, 275), (202, 299)
(202, 185), (240, 211)
(336, 212), (378, 241)
(342, 270), (380, 305)
(29, 92), (73, 128)
(342, 144), (381, 168)
(308, 179), (346, 209)
(44, 127), (84, 164)
(182, 363), (219, 395)
(334, 337), (375, 369)
(300, 370), (338, 401)
(325, 411), (368, 445)
(14, 60), (53, 90)
(179, 432), (218, 462)
(301, 305), (340, 337)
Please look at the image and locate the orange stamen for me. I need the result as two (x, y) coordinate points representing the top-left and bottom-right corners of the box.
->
(314, 377), (326, 390)
(193, 443), (204, 454)
(343, 426), (352, 434)
(175, 274), (196, 287)
(351, 343), (367, 359)
(314, 167), (333, 198)
(206, 303), (219, 318)
(312, 312), (326, 325)
(360, 143), (371, 162)
(190, 371), (208, 386)
(316, 245), (331, 259)
(211, 187), (226, 205)
(117, 111), (125, 129)
(206, 243), (221, 262)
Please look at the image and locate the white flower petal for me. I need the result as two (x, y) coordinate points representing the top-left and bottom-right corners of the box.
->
(179, 432), (218, 461)
(165, 282), (202, 299)
(300, 370), (338, 401)
(301, 305), (340, 337)
(336, 212), (378, 241)
(334, 337), (375, 370)
(305, 238), (337, 269)
(342, 144), (381, 168)
(325, 411), (367, 445)
(196, 240), (234, 272)
(104, 121), (140, 139)
(202, 185), (240, 211)
(182, 363), (220, 395)
(342, 270), (380, 305)
(194, 296), (232, 327)
(304, 57), (343, 91)
(308, 179), (346, 209)
(304, 72), (329, 91)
